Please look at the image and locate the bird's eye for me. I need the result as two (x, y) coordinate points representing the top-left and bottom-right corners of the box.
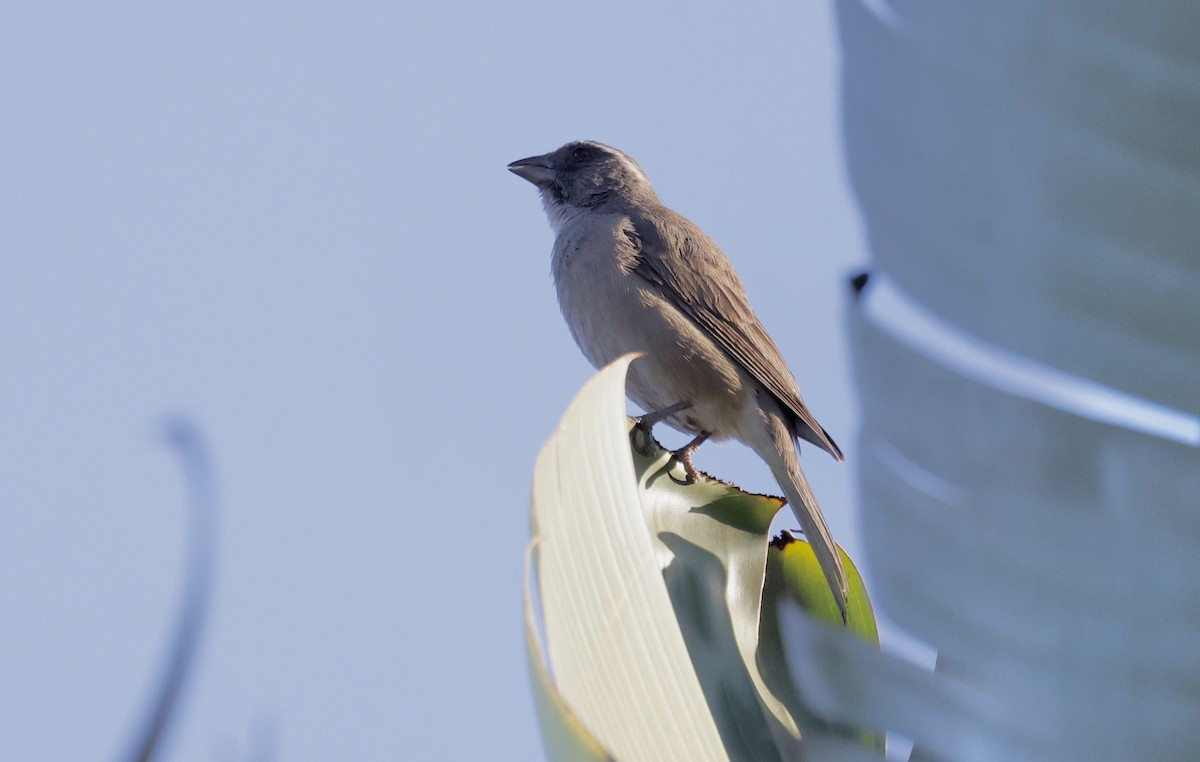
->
(571, 146), (592, 162)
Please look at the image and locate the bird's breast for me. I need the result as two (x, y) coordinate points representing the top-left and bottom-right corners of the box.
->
(552, 219), (643, 367)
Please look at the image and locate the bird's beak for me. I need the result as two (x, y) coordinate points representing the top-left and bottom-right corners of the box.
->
(507, 153), (556, 186)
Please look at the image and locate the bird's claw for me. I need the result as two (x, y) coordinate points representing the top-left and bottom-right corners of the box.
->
(667, 430), (711, 486)
(668, 463), (698, 486)
(631, 422), (656, 456)
(632, 401), (694, 456)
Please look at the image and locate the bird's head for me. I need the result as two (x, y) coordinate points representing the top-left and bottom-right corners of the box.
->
(508, 140), (658, 230)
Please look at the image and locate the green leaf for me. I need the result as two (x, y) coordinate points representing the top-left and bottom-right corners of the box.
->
(528, 354), (733, 762)
(524, 544), (614, 761)
(526, 354), (881, 760)
(768, 533), (878, 642)
(758, 533), (884, 754)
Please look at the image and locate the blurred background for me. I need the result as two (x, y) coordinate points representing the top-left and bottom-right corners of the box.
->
(0, 2), (869, 759)
(838, 3), (1200, 759)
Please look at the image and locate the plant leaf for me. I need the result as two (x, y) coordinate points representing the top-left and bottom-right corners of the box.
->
(529, 354), (732, 762)
(759, 533), (884, 754)
(527, 354), (882, 760)
(524, 543), (614, 761)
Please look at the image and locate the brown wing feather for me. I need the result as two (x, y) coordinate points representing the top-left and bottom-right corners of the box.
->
(626, 209), (843, 460)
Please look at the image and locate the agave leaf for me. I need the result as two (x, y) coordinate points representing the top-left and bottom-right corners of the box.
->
(759, 534), (884, 754)
(122, 419), (218, 762)
(524, 543), (614, 761)
(628, 415), (796, 761)
(767, 533), (877, 642)
(528, 354), (882, 760)
(528, 354), (732, 762)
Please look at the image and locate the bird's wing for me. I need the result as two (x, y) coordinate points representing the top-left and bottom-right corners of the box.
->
(625, 209), (843, 460)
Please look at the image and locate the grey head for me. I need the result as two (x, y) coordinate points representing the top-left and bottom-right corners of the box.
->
(508, 140), (659, 230)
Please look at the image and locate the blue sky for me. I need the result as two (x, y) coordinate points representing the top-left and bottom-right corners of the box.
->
(0, 2), (870, 758)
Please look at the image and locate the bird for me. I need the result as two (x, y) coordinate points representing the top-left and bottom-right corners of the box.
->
(508, 139), (848, 619)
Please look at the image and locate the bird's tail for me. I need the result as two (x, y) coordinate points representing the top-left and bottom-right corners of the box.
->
(749, 404), (848, 621)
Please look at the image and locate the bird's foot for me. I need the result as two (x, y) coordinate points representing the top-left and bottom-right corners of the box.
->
(631, 401), (693, 455)
(668, 431), (711, 485)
